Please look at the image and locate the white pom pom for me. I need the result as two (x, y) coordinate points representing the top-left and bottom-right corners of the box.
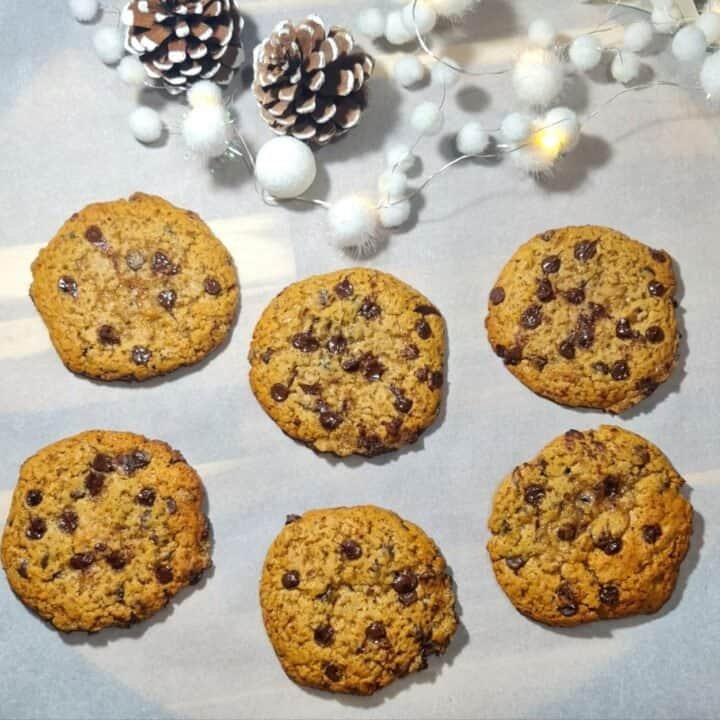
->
(542, 107), (580, 152)
(385, 144), (417, 171)
(651, 5), (682, 35)
(181, 105), (229, 158)
(672, 25), (707, 63)
(611, 51), (640, 84)
(512, 48), (564, 108)
(700, 51), (720, 99)
(697, 12), (720, 44)
(385, 11), (414, 45)
(569, 35), (603, 71)
(403, 1), (437, 34)
(456, 121), (490, 155)
(427, 0), (478, 18)
(187, 80), (223, 108)
(68, 0), (99, 22)
(328, 196), (378, 249)
(378, 169), (409, 199)
(430, 57), (461, 87)
(528, 19), (556, 49)
(410, 101), (444, 135)
(510, 145), (556, 175)
(118, 55), (146, 86)
(93, 27), (125, 65)
(510, 115), (573, 175)
(501, 112), (533, 144)
(393, 55), (426, 87)
(129, 107), (163, 144)
(623, 21), (654, 53)
(357, 8), (386, 39)
(255, 137), (317, 199)
(379, 199), (412, 228)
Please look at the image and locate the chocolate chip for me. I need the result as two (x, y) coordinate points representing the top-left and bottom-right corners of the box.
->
(636, 378), (659, 397)
(136, 488), (156, 506)
(58, 276), (78, 297)
(291, 332), (320, 352)
(132, 346), (152, 365)
(399, 592), (418, 606)
(592, 361), (610, 375)
(429, 371), (444, 390)
(342, 357), (361, 373)
(157, 289), (177, 310)
(285, 514), (301, 525)
(524, 485), (545, 506)
(299, 383), (320, 396)
(574, 240), (598, 261)
(505, 556), (525, 571)
(602, 475), (621, 498)
(416, 366), (429, 381)
(270, 383), (289, 402)
(340, 539), (362, 560)
(576, 315), (595, 348)
(521, 305), (542, 330)
(541, 255), (561, 274)
(557, 524), (577, 541)
(282, 570), (300, 589)
(401, 343), (420, 360)
(392, 570), (418, 595)
(359, 297), (381, 319)
(559, 340), (576, 359)
(95, 543), (107, 552)
(204, 278), (221, 295)
(97, 324), (120, 345)
(643, 524), (662, 544)
(166, 498), (177, 514)
(314, 625), (334, 646)
(92, 454), (115, 473)
(611, 361), (630, 381)
(648, 280), (666, 297)
(152, 251), (180, 275)
(646, 326), (665, 343)
(556, 583), (577, 616)
(616, 318), (635, 340)
(564, 288), (585, 305)
(363, 355), (385, 382)
(558, 604), (578, 617)
(357, 431), (388, 457)
(334, 278), (354, 299)
(489, 287), (506, 305)
(326, 334), (346, 354)
(415, 305), (440, 316)
(324, 664), (344, 682)
(588, 302), (607, 321)
(107, 551), (127, 570)
(115, 450), (151, 475)
(366, 622), (387, 643)
(416, 319), (432, 339)
(155, 564), (174, 584)
(261, 349), (273, 364)
(26, 518), (46, 540)
(384, 417), (403, 438)
(126, 250), (145, 271)
(390, 385), (413, 414)
(503, 346), (523, 366)
(597, 535), (623, 555)
(566, 429), (584, 440)
(17, 560), (28, 579)
(320, 411), (343, 431)
(599, 585), (620, 606)
(26, 490), (43, 507)
(541, 230), (555, 242)
(57, 510), (79, 534)
(69, 552), (95, 570)
(651, 249), (667, 263)
(85, 225), (104, 246)
(536, 279), (555, 303)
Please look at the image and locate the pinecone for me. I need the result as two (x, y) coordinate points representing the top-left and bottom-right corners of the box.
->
(121, 0), (245, 95)
(253, 16), (374, 146)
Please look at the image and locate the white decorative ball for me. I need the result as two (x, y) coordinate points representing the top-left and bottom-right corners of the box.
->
(569, 35), (603, 72)
(528, 19), (556, 49)
(651, 5), (682, 35)
(385, 10), (414, 45)
(623, 20), (654, 53)
(611, 51), (640, 84)
(410, 101), (444, 135)
(385, 144), (417, 171)
(501, 112), (533, 144)
(543, 106), (580, 152)
(118, 55), (146, 86)
(254, 137), (317, 199)
(427, 0), (477, 18)
(672, 25), (708, 63)
(700, 51), (720, 99)
(69, 0), (99, 22)
(357, 8), (386, 39)
(181, 105), (229, 158)
(456, 121), (490, 155)
(393, 55), (426, 87)
(430, 57), (461, 87)
(187, 80), (223, 109)
(697, 12), (720, 44)
(129, 107), (163, 144)
(512, 47), (564, 108)
(403, 1), (438, 34)
(379, 199), (412, 228)
(378, 169), (409, 199)
(93, 27), (125, 65)
(328, 196), (378, 248)
(510, 144), (556, 175)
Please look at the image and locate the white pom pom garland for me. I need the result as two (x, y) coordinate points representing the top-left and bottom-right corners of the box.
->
(385, 144), (417, 172)
(93, 27), (125, 65)
(327, 196), (378, 249)
(357, 8), (386, 39)
(671, 25), (708, 63)
(528, 19), (556, 49)
(427, 0), (477, 18)
(69, 0), (99, 22)
(255, 137), (317, 199)
(623, 21), (654, 53)
(385, 11), (414, 45)
(542, 107), (580, 152)
(410, 101), (444, 135)
(379, 199), (412, 228)
(129, 107), (164, 144)
(181, 105), (229, 158)
(393, 55), (426, 88)
(430, 57), (461, 87)
(118, 55), (146, 86)
(611, 51), (640, 84)
(378, 169), (409, 199)
(187, 81), (223, 109)
(697, 12), (720, 44)
(512, 48), (564, 108)
(456, 122), (490, 155)
(403, 1), (438, 34)
(569, 35), (603, 72)
(700, 51), (720, 99)
(501, 112), (533, 144)
(651, 5), (682, 35)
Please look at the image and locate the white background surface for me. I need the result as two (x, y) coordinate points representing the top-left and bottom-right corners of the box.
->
(1, 1), (719, 719)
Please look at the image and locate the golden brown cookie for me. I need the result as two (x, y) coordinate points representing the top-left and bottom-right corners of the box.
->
(30, 193), (239, 381)
(260, 506), (458, 695)
(487, 426), (692, 627)
(1, 431), (211, 632)
(248, 268), (446, 457)
(485, 226), (679, 413)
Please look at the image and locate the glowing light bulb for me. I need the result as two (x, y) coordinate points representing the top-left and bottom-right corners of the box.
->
(534, 125), (566, 159)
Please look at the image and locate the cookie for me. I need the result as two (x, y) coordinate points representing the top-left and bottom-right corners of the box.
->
(248, 268), (446, 457)
(260, 506), (458, 695)
(30, 193), (239, 381)
(487, 426), (692, 627)
(1, 431), (211, 632)
(485, 226), (679, 413)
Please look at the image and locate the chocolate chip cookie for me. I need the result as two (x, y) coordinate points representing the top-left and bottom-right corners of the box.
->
(30, 193), (239, 381)
(248, 268), (446, 457)
(487, 426), (692, 627)
(485, 226), (679, 413)
(260, 506), (458, 695)
(1, 431), (211, 632)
